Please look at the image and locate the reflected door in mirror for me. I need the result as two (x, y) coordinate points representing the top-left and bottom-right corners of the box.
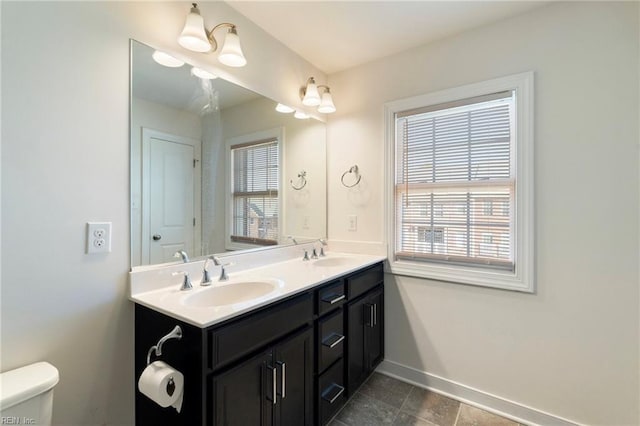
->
(142, 129), (199, 264)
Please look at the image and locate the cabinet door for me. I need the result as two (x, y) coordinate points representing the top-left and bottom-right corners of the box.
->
(364, 287), (384, 371)
(346, 295), (368, 395)
(347, 286), (384, 396)
(274, 326), (314, 426)
(212, 351), (275, 426)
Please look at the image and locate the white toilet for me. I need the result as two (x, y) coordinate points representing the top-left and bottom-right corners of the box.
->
(0, 362), (59, 425)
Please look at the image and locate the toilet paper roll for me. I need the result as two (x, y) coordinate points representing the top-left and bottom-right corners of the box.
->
(138, 361), (184, 412)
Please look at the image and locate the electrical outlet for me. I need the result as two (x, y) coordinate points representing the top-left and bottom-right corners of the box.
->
(87, 222), (112, 254)
(348, 215), (357, 232)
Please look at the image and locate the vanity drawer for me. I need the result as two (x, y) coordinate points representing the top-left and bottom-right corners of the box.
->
(317, 280), (345, 316)
(208, 292), (313, 370)
(317, 309), (344, 374)
(318, 358), (346, 426)
(346, 263), (383, 300)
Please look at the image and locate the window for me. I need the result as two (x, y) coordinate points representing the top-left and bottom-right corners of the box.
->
(385, 73), (534, 292)
(227, 129), (282, 248)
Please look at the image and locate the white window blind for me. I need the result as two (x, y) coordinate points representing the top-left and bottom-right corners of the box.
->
(395, 91), (515, 271)
(231, 138), (279, 246)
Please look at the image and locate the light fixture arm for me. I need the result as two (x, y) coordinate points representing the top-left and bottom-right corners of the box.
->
(206, 23), (237, 52)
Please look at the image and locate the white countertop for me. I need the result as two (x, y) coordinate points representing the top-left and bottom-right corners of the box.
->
(130, 252), (386, 328)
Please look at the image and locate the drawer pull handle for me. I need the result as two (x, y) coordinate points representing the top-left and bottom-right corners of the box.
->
(321, 383), (345, 404)
(322, 294), (345, 304)
(322, 333), (345, 349)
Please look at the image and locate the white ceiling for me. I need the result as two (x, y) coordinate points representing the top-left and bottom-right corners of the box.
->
(227, 1), (550, 74)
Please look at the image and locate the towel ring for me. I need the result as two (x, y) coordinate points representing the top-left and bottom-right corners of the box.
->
(341, 165), (362, 188)
(290, 171), (307, 190)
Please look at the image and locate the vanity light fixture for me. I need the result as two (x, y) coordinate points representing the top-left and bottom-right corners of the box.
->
(191, 66), (217, 80)
(275, 103), (295, 113)
(301, 77), (336, 113)
(178, 3), (247, 67)
(152, 50), (185, 68)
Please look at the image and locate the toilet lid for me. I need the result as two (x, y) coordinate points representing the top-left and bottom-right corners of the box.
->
(0, 362), (59, 410)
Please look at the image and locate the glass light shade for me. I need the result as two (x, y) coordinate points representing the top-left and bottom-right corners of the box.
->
(302, 80), (321, 106)
(294, 110), (310, 119)
(152, 51), (184, 68)
(178, 9), (211, 53)
(218, 30), (247, 67)
(276, 103), (295, 113)
(191, 67), (217, 80)
(318, 91), (336, 113)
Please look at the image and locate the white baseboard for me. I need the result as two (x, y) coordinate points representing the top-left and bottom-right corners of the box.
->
(376, 360), (581, 426)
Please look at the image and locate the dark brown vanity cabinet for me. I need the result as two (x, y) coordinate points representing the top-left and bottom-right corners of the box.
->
(134, 261), (384, 426)
(211, 326), (314, 426)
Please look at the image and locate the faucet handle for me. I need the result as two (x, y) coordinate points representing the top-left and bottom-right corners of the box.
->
(319, 246), (326, 257)
(172, 271), (193, 291)
(311, 247), (319, 259)
(302, 249), (310, 261)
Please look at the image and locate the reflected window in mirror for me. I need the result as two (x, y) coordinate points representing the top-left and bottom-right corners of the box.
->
(230, 136), (280, 247)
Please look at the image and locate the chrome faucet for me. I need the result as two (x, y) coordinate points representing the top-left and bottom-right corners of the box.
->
(302, 249), (310, 261)
(287, 235), (298, 245)
(174, 250), (190, 263)
(311, 247), (319, 259)
(172, 271), (193, 291)
(318, 239), (328, 256)
(212, 256), (229, 281)
(201, 257), (214, 286)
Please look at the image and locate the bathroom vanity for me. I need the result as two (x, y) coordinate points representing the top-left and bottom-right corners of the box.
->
(132, 254), (384, 425)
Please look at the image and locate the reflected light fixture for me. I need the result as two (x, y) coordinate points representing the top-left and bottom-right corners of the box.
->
(191, 67), (217, 80)
(178, 3), (247, 67)
(294, 110), (310, 119)
(301, 77), (336, 113)
(152, 50), (185, 68)
(275, 103), (295, 113)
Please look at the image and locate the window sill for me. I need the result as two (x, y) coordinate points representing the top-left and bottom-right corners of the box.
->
(387, 258), (534, 293)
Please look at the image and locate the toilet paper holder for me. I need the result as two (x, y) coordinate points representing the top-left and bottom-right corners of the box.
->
(146, 325), (183, 365)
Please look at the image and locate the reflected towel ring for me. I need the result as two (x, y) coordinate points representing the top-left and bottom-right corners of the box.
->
(341, 165), (361, 188)
(290, 171), (307, 190)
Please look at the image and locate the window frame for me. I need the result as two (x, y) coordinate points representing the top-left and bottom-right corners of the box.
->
(384, 72), (535, 292)
(225, 127), (284, 251)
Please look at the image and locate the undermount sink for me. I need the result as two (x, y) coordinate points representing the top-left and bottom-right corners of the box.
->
(182, 281), (278, 308)
(312, 257), (354, 267)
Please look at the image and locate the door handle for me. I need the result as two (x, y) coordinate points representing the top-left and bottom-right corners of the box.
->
(277, 361), (286, 399)
(373, 303), (377, 327)
(152, 234), (162, 241)
(271, 365), (277, 405)
(365, 303), (374, 327)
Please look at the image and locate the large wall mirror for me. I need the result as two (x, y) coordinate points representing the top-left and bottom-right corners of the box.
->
(130, 40), (327, 267)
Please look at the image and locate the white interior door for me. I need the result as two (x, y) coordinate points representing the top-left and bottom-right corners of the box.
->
(142, 129), (200, 264)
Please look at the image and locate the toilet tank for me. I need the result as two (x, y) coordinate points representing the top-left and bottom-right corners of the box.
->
(0, 362), (59, 425)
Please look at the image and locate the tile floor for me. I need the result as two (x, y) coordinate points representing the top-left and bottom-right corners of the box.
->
(329, 373), (525, 426)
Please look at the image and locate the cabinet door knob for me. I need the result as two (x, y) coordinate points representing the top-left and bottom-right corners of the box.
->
(152, 234), (162, 241)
